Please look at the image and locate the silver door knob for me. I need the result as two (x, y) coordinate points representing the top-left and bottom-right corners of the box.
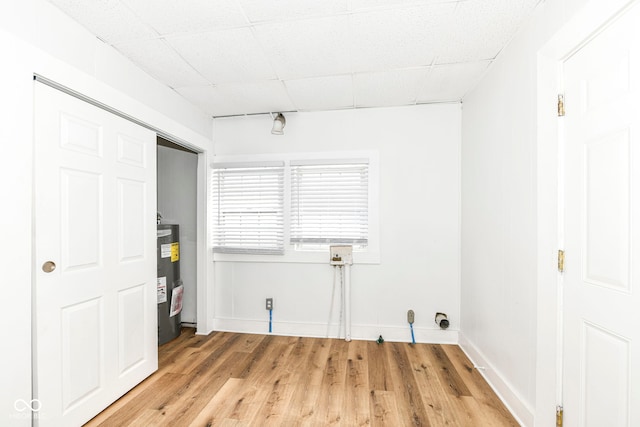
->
(42, 261), (56, 273)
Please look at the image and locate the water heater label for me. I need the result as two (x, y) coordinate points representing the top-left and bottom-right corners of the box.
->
(171, 242), (180, 262)
(160, 243), (171, 258)
(170, 285), (183, 317)
(157, 277), (167, 304)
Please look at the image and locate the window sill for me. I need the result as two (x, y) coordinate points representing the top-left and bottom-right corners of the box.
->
(212, 250), (380, 265)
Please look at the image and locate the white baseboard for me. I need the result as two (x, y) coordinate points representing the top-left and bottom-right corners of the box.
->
(458, 333), (534, 427)
(212, 317), (458, 344)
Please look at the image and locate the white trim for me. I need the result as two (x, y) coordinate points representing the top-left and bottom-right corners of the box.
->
(212, 317), (459, 343)
(290, 158), (369, 166)
(197, 151), (215, 335)
(459, 333), (533, 427)
(212, 160), (284, 169)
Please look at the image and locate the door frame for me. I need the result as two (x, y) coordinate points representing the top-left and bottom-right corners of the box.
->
(535, 0), (639, 424)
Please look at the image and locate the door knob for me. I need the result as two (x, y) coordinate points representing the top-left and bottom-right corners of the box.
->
(42, 261), (56, 273)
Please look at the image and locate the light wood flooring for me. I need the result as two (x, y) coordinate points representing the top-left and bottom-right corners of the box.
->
(85, 328), (519, 426)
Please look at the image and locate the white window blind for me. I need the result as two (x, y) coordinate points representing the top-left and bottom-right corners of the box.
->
(211, 162), (284, 254)
(290, 159), (369, 245)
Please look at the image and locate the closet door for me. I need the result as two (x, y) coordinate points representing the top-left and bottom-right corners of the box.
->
(34, 82), (157, 426)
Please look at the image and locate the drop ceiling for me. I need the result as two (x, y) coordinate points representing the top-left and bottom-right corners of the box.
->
(47, 0), (541, 117)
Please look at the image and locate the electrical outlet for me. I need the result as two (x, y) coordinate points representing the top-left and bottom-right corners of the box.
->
(266, 298), (273, 310)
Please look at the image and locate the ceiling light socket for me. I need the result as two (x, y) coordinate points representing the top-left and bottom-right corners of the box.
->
(271, 113), (286, 135)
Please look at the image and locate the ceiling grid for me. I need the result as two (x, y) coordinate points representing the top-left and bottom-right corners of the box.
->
(48, 0), (541, 117)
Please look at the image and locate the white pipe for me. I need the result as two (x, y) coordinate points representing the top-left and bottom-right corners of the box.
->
(344, 264), (351, 342)
(327, 265), (338, 338)
(338, 266), (344, 339)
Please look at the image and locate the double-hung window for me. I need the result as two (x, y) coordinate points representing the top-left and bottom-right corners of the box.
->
(211, 162), (284, 254)
(290, 159), (369, 246)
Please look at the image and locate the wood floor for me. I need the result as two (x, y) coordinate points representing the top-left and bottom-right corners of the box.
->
(85, 329), (518, 426)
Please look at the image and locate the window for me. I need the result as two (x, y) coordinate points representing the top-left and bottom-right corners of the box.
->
(210, 152), (379, 263)
(290, 159), (369, 246)
(211, 162), (284, 254)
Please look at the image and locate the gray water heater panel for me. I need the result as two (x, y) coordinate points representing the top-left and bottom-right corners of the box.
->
(157, 224), (181, 345)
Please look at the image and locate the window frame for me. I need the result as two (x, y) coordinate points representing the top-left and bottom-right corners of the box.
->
(210, 150), (380, 264)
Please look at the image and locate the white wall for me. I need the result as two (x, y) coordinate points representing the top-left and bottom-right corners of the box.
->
(157, 145), (198, 324)
(0, 2), (213, 425)
(460, 0), (590, 425)
(213, 104), (461, 343)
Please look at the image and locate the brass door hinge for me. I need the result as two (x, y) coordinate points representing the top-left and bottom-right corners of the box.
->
(558, 250), (565, 273)
(558, 94), (565, 117)
(556, 405), (564, 427)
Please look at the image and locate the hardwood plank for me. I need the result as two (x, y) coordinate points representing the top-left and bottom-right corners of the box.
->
(441, 345), (519, 426)
(405, 343), (470, 426)
(187, 378), (247, 427)
(367, 340), (393, 391)
(369, 390), (404, 427)
(386, 342), (432, 426)
(242, 336), (296, 384)
(296, 336), (333, 387)
(86, 331), (520, 427)
(277, 338), (323, 426)
(315, 339), (349, 425)
(86, 372), (191, 426)
(234, 333), (267, 353)
(426, 344), (472, 397)
(212, 380), (267, 423)
(343, 339), (371, 426)
(249, 338), (304, 425)
(144, 351), (252, 426)
(235, 335), (275, 379)
(133, 334), (251, 426)
(458, 395), (503, 427)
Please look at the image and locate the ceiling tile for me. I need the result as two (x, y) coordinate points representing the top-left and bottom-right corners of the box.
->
(253, 15), (351, 80)
(120, 0), (247, 35)
(166, 28), (277, 84)
(349, 0), (455, 12)
(285, 75), (353, 111)
(433, 0), (540, 64)
(176, 81), (295, 117)
(114, 39), (210, 88)
(238, 0), (347, 23)
(349, 3), (455, 73)
(354, 68), (428, 108)
(417, 61), (491, 102)
(48, 0), (158, 44)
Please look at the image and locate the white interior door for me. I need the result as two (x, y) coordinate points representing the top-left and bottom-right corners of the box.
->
(562, 3), (640, 426)
(34, 83), (158, 426)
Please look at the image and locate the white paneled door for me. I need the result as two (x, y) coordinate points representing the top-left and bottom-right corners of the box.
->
(562, 3), (640, 426)
(34, 83), (157, 426)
